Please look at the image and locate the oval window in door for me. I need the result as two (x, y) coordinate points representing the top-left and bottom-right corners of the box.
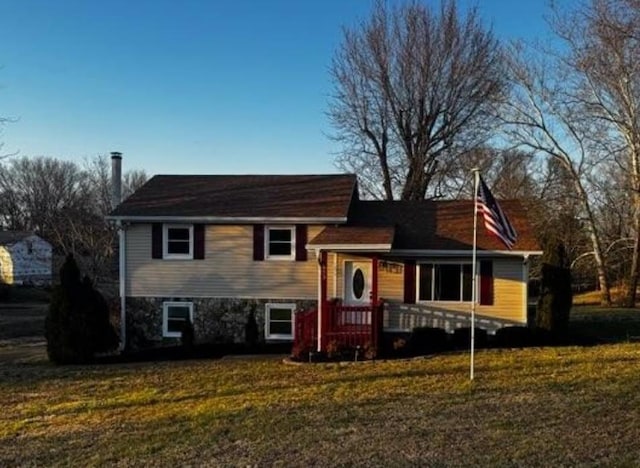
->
(352, 268), (365, 299)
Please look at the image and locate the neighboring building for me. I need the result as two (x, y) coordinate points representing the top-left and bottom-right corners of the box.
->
(0, 232), (52, 286)
(108, 170), (542, 351)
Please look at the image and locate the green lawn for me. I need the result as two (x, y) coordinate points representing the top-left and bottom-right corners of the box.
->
(570, 306), (640, 342)
(2, 343), (640, 466)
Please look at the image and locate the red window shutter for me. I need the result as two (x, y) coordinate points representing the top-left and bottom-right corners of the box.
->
(194, 224), (205, 260)
(403, 261), (416, 304)
(152, 223), (163, 259)
(295, 225), (308, 261)
(480, 260), (494, 305)
(253, 224), (265, 261)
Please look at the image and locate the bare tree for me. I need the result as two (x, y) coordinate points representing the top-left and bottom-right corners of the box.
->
(83, 156), (147, 216)
(0, 155), (147, 284)
(123, 169), (147, 200)
(328, 0), (507, 200)
(442, 146), (539, 200)
(501, 45), (613, 306)
(0, 156), (90, 233)
(551, 0), (640, 305)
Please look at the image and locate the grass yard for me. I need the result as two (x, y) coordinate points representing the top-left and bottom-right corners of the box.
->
(2, 343), (640, 466)
(571, 306), (640, 343)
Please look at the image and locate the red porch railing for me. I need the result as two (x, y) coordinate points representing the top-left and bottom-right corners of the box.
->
(294, 300), (384, 356)
(293, 308), (318, 355)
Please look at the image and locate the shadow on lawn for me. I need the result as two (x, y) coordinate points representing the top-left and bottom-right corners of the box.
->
(96, 342), (292, 365)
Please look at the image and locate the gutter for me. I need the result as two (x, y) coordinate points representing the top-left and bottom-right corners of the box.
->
(105, 215), (348, 224)
(390, 249), (544, 257)
(118, 223), (126, 352)
(306, 243), (392, 252)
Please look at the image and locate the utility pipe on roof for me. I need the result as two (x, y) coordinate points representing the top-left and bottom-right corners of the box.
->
(111, 151), (126, 351)
(110, 152), (122, 209)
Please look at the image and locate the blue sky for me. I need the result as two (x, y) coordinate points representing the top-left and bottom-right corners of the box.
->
(0, 0), (557, 176)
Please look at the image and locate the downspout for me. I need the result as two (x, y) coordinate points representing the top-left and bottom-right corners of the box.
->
(119, 224), (126, 351)
(316, 249), (322, 352)
(522, 254), (530, 325)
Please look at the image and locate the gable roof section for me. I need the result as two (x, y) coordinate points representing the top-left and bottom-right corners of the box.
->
(109, 174), (357, 222)
(309, 200), (540, 253)
(308, 226), (395, 251)
(0, 231), (37, 246)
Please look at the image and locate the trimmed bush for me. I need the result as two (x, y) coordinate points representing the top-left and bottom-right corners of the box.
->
(495, 326), (533, 348)
(181, 318), (195, 352)
(0, 282), (11, 301)
(453, 327), (488, 349)
(378, 332), (411, 358)
(409, 327), (448, 355)
(244, 310), (259, 349)
(45, 254), (118, 364)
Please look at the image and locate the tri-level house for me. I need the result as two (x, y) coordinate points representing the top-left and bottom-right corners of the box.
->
(107, 155), (541, 352)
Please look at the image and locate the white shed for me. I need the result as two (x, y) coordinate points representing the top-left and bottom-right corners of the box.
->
(0, 232), (52, 285)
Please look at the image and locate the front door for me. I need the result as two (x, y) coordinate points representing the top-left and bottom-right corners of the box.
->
(344, 261), (371, 305)
(343, 261), (372, 325)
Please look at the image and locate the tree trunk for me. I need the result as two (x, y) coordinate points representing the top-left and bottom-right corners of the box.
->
(626, 228), (640, 307)
(572, 176), (612, 306)
(625, 150), (640, 307)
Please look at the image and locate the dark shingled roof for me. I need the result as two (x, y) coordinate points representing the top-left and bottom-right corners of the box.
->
(110, 174), (357, 219)
(0, 231), (35, 246)
(308, 226), (395, 247)
(310, 200), (540, 252)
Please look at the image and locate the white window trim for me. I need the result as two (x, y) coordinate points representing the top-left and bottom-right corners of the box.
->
(162, 301), (194, 338)
(265, 303), (296, 340)
(417, 261), (477, 304)
(163, 224), (194, 259)
(265, 225), (296, 261)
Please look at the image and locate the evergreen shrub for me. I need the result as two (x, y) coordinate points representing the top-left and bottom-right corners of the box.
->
(453, 327), (488, 349)
(409, 327), (448, 355)
(45, 254), (118, 364)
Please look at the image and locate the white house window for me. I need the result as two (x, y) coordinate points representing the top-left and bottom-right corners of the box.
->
(265, 303), (296, 340)
(265, 226), (295, 260)
(163, 224), (193, 259)
(418, 263), (473, 302)
(162, 301), (194, 338)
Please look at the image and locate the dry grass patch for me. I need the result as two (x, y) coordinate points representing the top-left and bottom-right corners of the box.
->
(2, 345), (640, 466)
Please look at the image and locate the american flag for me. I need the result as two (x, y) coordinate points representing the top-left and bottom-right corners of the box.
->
(476, 176), (517, 250)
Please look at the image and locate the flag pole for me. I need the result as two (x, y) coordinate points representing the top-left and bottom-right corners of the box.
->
(470, 168), (480, 381)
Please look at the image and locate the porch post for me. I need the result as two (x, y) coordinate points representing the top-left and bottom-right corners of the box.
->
(317, 250), (328, 352)
(371, 256), (380, 351)
(371, 256), (379, 305)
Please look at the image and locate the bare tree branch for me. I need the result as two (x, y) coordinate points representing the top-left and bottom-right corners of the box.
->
(328, 0), (507, 200)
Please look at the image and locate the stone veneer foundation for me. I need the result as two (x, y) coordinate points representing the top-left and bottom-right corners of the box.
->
(125, 297), (317, 350)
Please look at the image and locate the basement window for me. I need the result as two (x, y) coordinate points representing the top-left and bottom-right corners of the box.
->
(265, 303), (295, 340)
(162, 301), (194, 338)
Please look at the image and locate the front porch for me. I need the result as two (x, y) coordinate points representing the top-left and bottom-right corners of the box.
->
(293, 248), (387, 356)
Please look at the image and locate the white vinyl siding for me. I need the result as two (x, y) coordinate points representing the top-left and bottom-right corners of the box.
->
(126, 224), (320, 299)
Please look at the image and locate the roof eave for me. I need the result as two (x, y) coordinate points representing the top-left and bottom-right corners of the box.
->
(390, 249), (543, 257)
(105, 215), (349, 224)
(306, 243), (392, 253)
